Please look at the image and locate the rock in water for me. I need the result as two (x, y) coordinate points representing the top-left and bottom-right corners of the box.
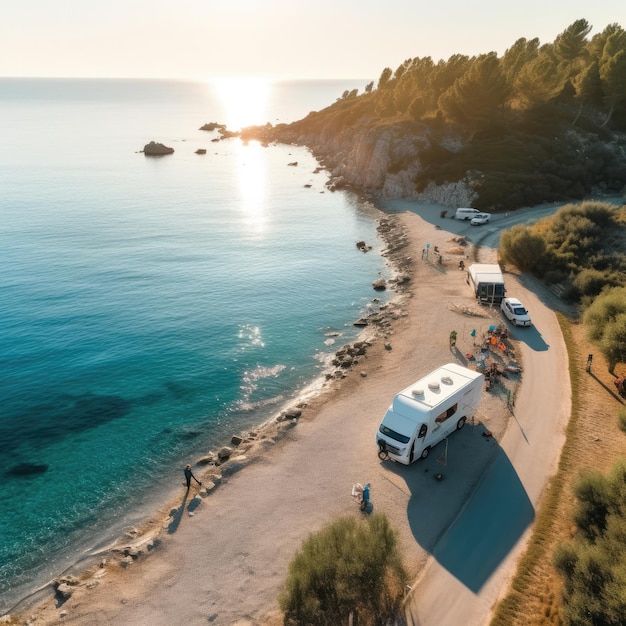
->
(143, 141), (174, 156)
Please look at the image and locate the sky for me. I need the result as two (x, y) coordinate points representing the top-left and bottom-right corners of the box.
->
(2, 1), (624, 81)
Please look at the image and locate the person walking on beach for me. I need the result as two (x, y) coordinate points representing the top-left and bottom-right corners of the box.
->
(184, 464), (201, 490)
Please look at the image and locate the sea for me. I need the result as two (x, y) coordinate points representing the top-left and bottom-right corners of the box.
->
(0, 77), (391, 611)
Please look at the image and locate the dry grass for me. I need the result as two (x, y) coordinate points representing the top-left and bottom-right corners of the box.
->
(490, 315), (626, 626)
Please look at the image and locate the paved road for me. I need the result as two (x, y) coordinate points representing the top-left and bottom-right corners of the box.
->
(383, 200), (572, 626)
(406, 273), (570, 626)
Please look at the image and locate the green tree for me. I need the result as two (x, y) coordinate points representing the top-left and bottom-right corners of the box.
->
(600, 49), (626, 125)
(554, 19), (592, 65)
(583, 285), (626, 372)
(430, 54), (472, 104)
(437, 52), (508, 130)
(587, 23), (626, 59)
(510, 42), (573, 110)
(501, 37), (540, 84)
(377, 67), (393, 90)
(279, 513), (408, 626)
(572, 60), (604, 124)
(393, 77), (418, 115)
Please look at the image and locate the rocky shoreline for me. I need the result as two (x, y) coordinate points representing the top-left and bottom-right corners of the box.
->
(5, 210), (415, 620)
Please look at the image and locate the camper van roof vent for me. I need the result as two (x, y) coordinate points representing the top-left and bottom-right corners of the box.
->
(427, 380), (440, 391)
(411, 387), (424, 397)
(441, 376), (453, 385)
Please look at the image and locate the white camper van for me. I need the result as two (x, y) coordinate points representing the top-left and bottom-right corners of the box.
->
(467, 263), (506, 304)
(376, 363), (483, 464)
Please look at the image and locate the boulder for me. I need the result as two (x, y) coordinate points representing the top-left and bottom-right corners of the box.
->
(217, 446), (233, 461)
(143, 141), (174, 156)
(56, 583), (74, 599)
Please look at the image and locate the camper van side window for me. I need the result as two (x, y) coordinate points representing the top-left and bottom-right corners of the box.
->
(435, 403), (458, 424)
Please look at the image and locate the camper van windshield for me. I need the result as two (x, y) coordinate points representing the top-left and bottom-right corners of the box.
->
(379, 424), (411, 444)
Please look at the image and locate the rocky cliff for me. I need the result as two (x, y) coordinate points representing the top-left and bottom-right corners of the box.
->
(241, 107), (626, 211)
(249, 119), (478, 208)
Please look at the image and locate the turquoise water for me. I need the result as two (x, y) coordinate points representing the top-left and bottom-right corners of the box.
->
(0, 78), (388, 610)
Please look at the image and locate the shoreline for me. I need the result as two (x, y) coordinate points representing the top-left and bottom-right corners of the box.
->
(7, 207), (520, 625)
(3, 209), (414, 619)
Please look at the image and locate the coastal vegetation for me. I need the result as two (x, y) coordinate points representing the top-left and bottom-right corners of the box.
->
(242, 19), (626, 210)
(279, 513), (407, 625)
(553, 459), (626, 625)
(490, 316), (626, 625)
(498, 200), (626, 370)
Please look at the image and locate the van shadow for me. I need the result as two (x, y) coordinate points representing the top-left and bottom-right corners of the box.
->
(383, 424), (534, 593)
(508, 324), (549, 352)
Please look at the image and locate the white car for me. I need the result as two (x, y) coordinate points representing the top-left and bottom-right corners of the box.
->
(501, 297), (532, 327)
(470, 212), (491, 225)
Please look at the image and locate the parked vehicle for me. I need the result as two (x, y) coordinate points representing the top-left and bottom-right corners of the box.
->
(466, 263), (506, 304)
(470, 212), (491, 225)
(455, 207), (481, 220)
(501, 297), (532, 326)
(376, 363), (484, 464)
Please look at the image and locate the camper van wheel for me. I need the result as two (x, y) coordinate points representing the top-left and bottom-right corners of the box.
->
(420, 446), (431, 460)
(456, 416), (467, 430)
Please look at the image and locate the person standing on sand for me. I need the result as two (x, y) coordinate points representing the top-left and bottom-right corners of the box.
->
(184, 464), (201, 489)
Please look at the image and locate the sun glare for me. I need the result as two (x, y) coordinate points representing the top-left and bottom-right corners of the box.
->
(211, 77), (271, 131)
(235, 140), (267, 235)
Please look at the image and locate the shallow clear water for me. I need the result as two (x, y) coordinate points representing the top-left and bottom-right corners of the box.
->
(0, 77), (389, 609)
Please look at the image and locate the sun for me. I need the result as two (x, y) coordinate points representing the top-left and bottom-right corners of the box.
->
(211, 77), (271, 131)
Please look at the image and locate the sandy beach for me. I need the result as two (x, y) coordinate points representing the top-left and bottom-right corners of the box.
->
(7, 206), (569, 626)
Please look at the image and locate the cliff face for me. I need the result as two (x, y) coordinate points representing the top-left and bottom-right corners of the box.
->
(273, 120), (477, 208)
(249, 105), (626, 211)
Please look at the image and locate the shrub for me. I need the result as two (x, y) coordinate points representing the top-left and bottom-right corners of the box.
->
(572, 268), (607, 297)
(571, 469), (613, 541)
(584, 286), (626, 372)
(279, 513), (408, 625)
(499, 224), (546, 272)
(554, 459), (626, 625)
(619, 408), (626, 434)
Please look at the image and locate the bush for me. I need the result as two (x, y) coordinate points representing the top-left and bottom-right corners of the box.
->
(279, 513), (408, 625)
(499, 224), (546, 272)
(619, 408), (626, 434)
(571, 469), (613, 541)
(583, 286), (626, 372)
(554, 459), (626, 625)
(572, 268), (607, 297)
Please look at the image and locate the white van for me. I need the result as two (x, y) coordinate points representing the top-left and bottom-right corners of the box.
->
(455, 207), (481, 220)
